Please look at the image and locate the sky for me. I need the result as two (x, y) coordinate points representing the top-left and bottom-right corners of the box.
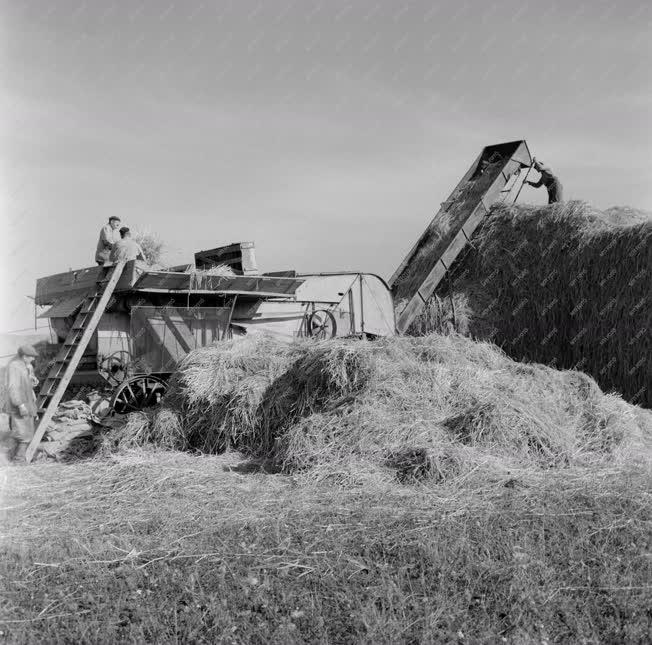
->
(1, 0), (651, 332)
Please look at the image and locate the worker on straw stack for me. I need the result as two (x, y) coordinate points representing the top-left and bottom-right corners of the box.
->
(110, 227), (146, 263)
(525, 158), (563, 203)
(95, 216), (122, 265)
(2, 345), (39, 463)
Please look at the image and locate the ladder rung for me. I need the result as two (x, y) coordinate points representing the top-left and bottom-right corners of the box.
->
(31, 263), (125, 452)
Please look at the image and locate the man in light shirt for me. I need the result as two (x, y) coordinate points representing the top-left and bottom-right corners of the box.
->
(95, 216), (122, 265)
(110, 227), (146, 263)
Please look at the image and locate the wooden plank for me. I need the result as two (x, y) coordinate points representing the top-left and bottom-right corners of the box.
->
(510, 141), (532, 167)
(36, 267), (101, 305)
(395, 295), (426, 335)
(35, 260), (142, 305)
(389, 150), (482, 288)
(133, 288), (297, 299)
(135, 272), (188, 290)
(37, 294), (86, 318)
(264, 271), (297, 278)
(194, 241), (257, 273)
(393, 140), (532, 334)
(165, 263), (194, 272)
(25, 261), (127, 463)
(390, 141), (530, 298)
(133, 272), (304, 296)
(404, 203), (488, 321)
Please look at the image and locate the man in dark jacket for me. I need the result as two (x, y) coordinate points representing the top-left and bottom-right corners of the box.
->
(2, 345), (39, 462)
(526, 158), (563, 203)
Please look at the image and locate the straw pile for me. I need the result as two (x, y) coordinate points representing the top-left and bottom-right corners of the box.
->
(412, 201), (651, 407)
(38, 400), (104, 461)
(187, 263), (237, 290)
(108, 333), (652, 480)
(133, 229), (165, 266)
(3, 449), (650, 643)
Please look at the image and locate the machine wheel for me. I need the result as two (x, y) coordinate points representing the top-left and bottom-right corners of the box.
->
(307, 310), (337, 339)
(99, 350), (131, 386)
(111, 375), (168, 414)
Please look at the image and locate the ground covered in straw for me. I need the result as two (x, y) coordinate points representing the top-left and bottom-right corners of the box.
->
(411, 201), (651, 408)
(1, 451), (650, 644)
(2, 334), (651, 643)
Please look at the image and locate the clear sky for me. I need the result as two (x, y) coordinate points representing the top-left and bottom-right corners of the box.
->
(1, 0), (651, 331)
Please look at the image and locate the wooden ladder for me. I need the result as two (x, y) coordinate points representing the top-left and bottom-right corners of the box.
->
(25, 261), (127, 463)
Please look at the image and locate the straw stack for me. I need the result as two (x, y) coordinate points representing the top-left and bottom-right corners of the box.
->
(413, 201), (651, 407)
(107, 333), (652, 480)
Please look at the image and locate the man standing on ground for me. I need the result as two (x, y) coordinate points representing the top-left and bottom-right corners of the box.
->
(95, 216), (122, 265)
(3, 345), (39, 463)
(525, 158), (563, 204)
(110, 227), (146, 263)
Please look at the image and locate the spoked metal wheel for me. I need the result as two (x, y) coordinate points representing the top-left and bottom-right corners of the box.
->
(99, 350), (131, 386)
(307, 309), (337, 339)
(111, 375), (168, 414)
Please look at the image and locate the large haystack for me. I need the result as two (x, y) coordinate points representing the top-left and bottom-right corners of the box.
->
(412, 201), (651, 407)
(109, 334), (652, 480)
